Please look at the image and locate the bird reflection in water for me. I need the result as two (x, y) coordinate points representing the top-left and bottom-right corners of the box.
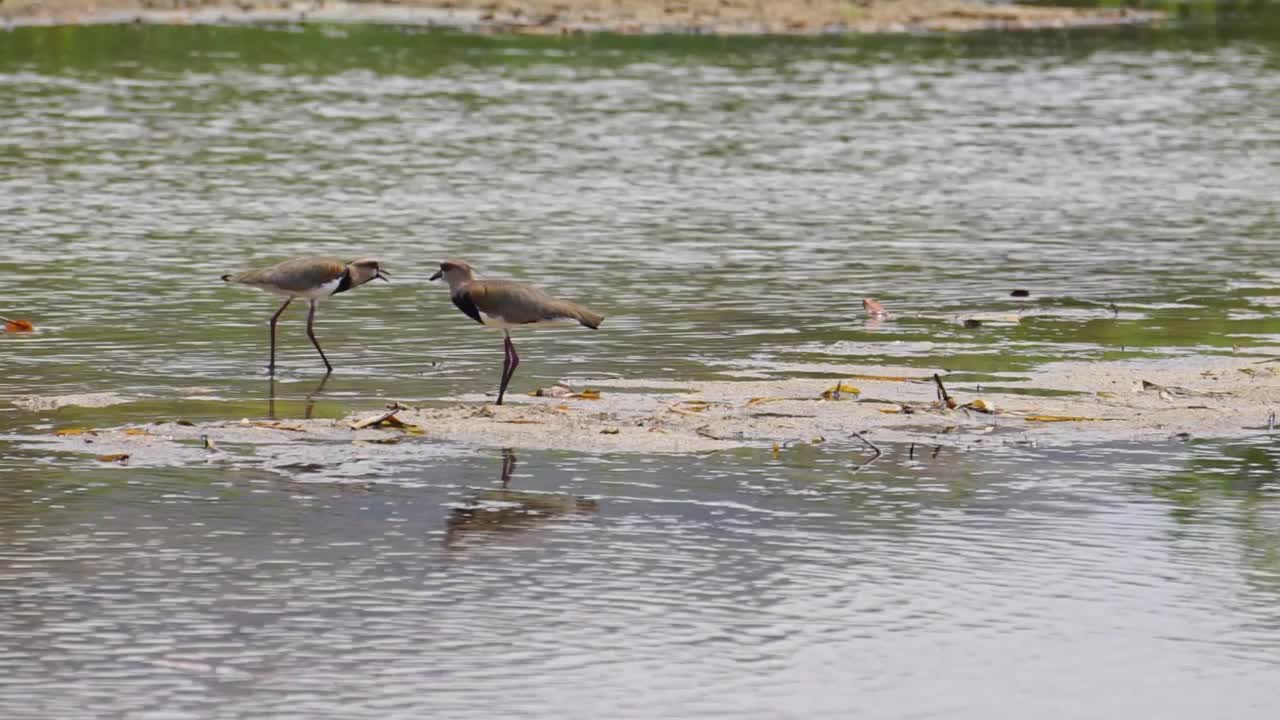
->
(445, 448), (599, 548)
(267, 373), (331, 420)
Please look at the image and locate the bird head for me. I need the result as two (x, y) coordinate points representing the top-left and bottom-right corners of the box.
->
(347, 258), (390, 286)
(429, 260), (475, 288)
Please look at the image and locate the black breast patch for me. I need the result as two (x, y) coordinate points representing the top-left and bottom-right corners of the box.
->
(452, 292), (485, 325)
(332, 269), (354, 295)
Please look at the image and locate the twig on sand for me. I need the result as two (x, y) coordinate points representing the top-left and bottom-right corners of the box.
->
(933, 373), (955, 408)
(851, 431), (883, 474)
(349, 402), (406, 430)
(695, 426), (725, 441)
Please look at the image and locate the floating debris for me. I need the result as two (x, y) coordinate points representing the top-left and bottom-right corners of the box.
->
(964, 398), (997, 414)
(933, 374), (957, 409)
(54, 427), (93, 437)
(862, 298), (892, 319)
(95, 453), (130, 463)
(820, 383), (861, 400)
(531, 384), (573, 398)
(1, 315), (35, 333)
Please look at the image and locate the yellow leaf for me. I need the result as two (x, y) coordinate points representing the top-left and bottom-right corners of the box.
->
(55, 427), (91, 436)
(95, 453), (130, 463)
(125, 428), (152, 436)
(965, 398), (996, 413)
(669, 400), (713, 416)
(570, 389), (602, 400)
(820, 383), (861, 400)
(879, 407), (903, 414)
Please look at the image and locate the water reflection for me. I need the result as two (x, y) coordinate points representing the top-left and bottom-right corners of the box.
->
(266, 372), (331, 419)
(0, 439), (1277, 716)
(445, 448), (600, 548)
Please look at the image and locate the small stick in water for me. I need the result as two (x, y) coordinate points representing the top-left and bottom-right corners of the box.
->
(933, 373), (955, 408)
(851, 431), (882, 458)
(850, 431), (882, 474)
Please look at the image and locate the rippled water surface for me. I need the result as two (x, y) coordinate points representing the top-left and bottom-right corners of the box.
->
(3, 9), (1280, 718)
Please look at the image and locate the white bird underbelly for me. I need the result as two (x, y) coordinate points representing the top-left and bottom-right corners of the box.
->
(258, 277), (343, 300)
(480, 313), (579, 330)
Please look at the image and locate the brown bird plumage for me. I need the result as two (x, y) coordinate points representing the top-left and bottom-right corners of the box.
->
(221, 255), (389, 375)
(430, 260), (604, 405)
(222, 257), (347, 296)
(456, 279), (604, 329)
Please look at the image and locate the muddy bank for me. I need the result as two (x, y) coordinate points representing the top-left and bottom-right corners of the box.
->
(3, 0), (1162, 34)
(17, 356), (1280, 469)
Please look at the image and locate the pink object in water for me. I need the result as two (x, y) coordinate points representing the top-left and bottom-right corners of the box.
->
(862, 298), (891, 319)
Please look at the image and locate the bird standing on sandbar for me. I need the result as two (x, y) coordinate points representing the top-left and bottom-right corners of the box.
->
(221, 256), (389, 375)
(430, 260), (603, 405)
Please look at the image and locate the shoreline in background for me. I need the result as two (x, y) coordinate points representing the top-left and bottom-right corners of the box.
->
(2, 0), (1163, 35)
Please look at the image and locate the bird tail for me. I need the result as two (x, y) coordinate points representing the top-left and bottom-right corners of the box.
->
(576, 307), (604, 330)
(222, 270), (262, 284)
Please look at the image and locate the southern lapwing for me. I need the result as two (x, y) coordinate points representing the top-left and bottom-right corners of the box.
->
(221, 256), (389, 374)
(430, 260), (603, 405)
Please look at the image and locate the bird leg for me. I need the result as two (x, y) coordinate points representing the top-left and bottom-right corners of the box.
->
(496, 331), (520, 405)
(306, 300), (334, 373)
(268, 298), (293, 375)
(496, 334), (512, 405)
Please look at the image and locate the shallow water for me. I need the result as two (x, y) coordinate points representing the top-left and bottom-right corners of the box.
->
(3, 7), (1280, 717)
(2, 438), (1280, 717)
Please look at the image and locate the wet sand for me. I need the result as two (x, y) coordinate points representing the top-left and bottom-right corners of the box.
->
(3, 0), (1162, 34)
(19, 356), (1280, 467)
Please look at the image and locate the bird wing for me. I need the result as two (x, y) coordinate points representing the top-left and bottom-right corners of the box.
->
(466, 280), (599, 326)
(228, 256), (346, 293)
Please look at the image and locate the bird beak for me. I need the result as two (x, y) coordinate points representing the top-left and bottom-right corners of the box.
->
(376, 269), (390, 282)
(429, 270), (442, 282)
